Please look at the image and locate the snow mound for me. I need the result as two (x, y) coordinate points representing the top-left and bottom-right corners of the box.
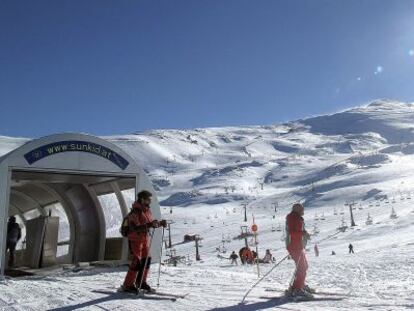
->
(160, 191), (244, 206)
(347, 153), (390, 168)
(361, 188), (387, 201)
(302, 100), (414, 144)
(191, 161), (263, 186)
(381, 143), (414, 155)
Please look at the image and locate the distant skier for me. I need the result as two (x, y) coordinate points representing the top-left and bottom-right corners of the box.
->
(240, 247), (254, 264)
(229, 251), (238, 265)
(261, 249), (273, 263)
(285, 203), (313, 299)
(314, 244), (319, 257)
(239, 247), (246, 264)
(348, 243), (354, 254)
(331, 250), (336, 255)
(6, 216), (21, 268)
(121, 190), (167, 293)
(252, 250), (258, 261)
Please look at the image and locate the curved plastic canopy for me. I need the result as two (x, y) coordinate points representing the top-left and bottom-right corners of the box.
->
(0, 133), (161, 275)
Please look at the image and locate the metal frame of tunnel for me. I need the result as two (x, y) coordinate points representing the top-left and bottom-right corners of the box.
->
(0, 133), (162, 277)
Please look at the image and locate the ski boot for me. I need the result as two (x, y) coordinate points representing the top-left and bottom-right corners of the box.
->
(139, 282), (155, 293)
(118, 285), (138, 294)
(304, 284), (316, 294)
(290, 288), (314, 301)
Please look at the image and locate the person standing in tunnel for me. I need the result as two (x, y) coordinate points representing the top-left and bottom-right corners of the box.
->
(121, 190), (167, 293)
(6, 216), (22, 268)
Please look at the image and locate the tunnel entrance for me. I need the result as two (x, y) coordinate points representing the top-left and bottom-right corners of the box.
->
(0, 133), (162, 277)
(9, 170), (136, 270)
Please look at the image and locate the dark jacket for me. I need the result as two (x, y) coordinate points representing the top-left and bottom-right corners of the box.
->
(7, 222), (21, 244)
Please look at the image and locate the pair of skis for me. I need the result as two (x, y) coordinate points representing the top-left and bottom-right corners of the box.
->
(261, 288), (347, 303)
(261, 294), (344, 303)
(116, 287), (188, 302)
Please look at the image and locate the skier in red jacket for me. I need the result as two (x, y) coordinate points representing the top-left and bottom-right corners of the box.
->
(122, 190), (166, 293)
(285, 203), (313, 299)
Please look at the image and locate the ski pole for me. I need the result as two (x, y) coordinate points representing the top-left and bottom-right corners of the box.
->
(241, 227), (343, 302)
(252, 214), (260, 278)
(241, 254), (289, 304)
(137, 228), (156, 296)
(156, 226), (165, 287)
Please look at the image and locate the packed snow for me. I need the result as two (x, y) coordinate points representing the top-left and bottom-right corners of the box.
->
(1, 100), (414, 310)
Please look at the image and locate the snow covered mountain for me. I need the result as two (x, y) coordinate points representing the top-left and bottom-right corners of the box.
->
(1, 100), (414, 310)
(110, 100), (414, 210)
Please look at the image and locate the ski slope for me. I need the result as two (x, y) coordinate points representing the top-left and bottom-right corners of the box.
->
(1, 100), (414, 310)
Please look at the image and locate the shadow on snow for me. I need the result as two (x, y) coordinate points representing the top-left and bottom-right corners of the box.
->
(207, 296), (344, 311)
(47, 290), (173, 311)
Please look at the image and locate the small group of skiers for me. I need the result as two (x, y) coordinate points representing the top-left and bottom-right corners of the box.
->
(229, 248), (273, 265)
(316, 243), (355, 257)
(331, 243), (355, 256)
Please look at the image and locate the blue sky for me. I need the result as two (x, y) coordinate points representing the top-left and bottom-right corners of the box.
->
(1, 0), (414, 137)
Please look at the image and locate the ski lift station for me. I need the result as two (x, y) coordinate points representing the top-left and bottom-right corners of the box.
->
(0, 133), (162, 276)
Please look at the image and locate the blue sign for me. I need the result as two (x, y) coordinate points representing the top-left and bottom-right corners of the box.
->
(24, 141), (130, 170)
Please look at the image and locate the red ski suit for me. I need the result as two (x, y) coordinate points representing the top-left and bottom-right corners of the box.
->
(123, 202), (154, 288)
(285, 211), (308, 290)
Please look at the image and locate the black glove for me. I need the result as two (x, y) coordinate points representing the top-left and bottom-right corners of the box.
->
(150, 220), (160, 228)
(160, 219), (168, 228)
